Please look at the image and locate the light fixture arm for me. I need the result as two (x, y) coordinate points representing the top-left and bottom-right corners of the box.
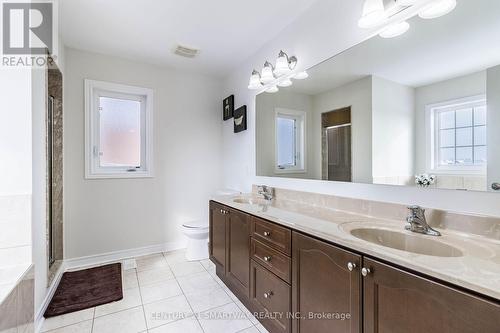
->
(277, 50), (298, 71)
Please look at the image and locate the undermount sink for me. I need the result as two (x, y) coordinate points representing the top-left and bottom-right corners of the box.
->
(233, 197), (268, 205)
(349, 228), (463, 257)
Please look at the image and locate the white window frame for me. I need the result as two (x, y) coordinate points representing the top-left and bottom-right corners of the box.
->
(274, 108), (306, 174)
(425, 94), (486, 175)
(84, 79), (154, 179)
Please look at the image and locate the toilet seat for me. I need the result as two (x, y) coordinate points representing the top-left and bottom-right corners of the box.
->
(182, 221), (208, 231)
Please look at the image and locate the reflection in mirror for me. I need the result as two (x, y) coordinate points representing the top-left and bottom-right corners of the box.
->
(256, 0), (500, 192)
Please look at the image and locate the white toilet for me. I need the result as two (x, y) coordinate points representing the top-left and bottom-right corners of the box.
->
(182, 189), (241, 261)
(182, 220), (209, 261)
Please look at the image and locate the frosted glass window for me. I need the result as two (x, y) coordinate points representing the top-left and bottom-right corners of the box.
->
(99, 97), (141, 167)
(439, 129), (455, 147)
(276, 117), (296, 167)
(85, 79), (153, 179)
(456, 127), (472, 147)
(439, 148), (455, 165)
(456, 108), (472, 127)
(456, 147), (473, 165)
(439, 111), (455, 129)
(434, 98), (487, 168)
(474, 106), (487, 126)
(474, 146), (487, 164)
(474, 126), (486, 146)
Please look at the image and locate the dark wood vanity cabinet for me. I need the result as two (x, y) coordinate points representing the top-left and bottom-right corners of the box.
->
(292, 232), (361, 333)
(209, 201), (251, 297)
(209, 201), (500, 333)
(226, 209), (251, 297)
(209, 201), (227, 270)
(363, 258), (500, 333)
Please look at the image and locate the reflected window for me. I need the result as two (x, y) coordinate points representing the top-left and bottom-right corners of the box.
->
(430, 96), (486, 172)
(275, 109), (306, 173)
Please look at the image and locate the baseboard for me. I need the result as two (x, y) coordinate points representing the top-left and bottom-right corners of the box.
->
(34, 263), (64, 333)
(64, 241), (186, 271)
(34, 241), (186, 332)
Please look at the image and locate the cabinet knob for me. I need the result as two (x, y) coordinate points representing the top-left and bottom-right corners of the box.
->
(361, 267), (371, 277)
(220, 209), (224, 214)
(263, 256), (272, 262)
(263, 231), (271, 237)
(347, 262), (356, 272)
(263, 291), (274, 299)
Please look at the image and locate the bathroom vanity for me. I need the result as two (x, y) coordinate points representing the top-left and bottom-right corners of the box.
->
(209, 191), (500, 333)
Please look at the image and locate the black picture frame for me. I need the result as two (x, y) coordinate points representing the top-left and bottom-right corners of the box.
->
(233, 105), (247, 133)
(223, 95), (234, 121)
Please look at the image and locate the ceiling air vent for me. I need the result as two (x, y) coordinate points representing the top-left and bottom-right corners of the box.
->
(174, 45), (200, 58)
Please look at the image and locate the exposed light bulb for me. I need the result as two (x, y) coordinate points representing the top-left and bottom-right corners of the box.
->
(293, 71), (309, 80)
(260, 61), (276, 84)
(358, 0), (387, 28)
(418, 0), (457, 19)
(248, 70), (262, 90)
(379, 21), (410, 38)
(274, 51), (292, 76)
(278, 78), (293, 87)
(266, 86), (279, 93)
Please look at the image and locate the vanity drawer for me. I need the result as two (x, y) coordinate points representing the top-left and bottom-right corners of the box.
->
(252, 217), (291, 255)
(251, 238), (291, 283)
(250, 260), (291, 333)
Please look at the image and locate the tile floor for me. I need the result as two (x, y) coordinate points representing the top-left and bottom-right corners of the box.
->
(41, 250), (269, 333)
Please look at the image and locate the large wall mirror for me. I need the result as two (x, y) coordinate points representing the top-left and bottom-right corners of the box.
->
(256, 0), (500, 192)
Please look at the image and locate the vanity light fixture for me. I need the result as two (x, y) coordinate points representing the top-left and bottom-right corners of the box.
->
(248, 70), (263, 90)
(359, 0), (457, 38)
(358, 0), (387, 28)
(418, 0), (457, 19)
(260, 61), (276, 84)
(277, 78), (293, 87)
(266, 86), (279, 93)
(247, 50), (306, 93)
(293, 71), (309, 80)
(274, 50), (298, 76)
(379, 20), (410, 38)
(397, 0), (417, 6)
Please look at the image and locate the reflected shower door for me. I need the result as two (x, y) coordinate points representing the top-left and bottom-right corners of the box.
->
(326, 125), (352, 182)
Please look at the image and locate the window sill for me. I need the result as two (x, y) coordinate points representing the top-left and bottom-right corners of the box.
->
(274, 168), (307, 175)
(85, 171), (154, 180)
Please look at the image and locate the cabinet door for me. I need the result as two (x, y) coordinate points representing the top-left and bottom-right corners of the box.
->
(363, 258), (500, 333)
(226, 208), (251, 297)
(209, 202), (226, 270)
(292, 232), (361, 333)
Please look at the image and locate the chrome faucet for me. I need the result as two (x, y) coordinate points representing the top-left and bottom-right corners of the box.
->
(257, 185), (274, 201)
(405, 205), (441, 236)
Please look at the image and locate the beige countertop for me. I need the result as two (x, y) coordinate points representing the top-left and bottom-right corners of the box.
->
(212, 194), (500, 301)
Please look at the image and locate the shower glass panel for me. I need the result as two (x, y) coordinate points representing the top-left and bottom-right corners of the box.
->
(326, 125), (352, 182)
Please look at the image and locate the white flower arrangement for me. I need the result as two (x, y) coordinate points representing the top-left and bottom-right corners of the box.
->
(415, 174), (436, 187)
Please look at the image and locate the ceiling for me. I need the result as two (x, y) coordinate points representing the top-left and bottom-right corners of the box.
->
(60, 0), (318, 77)
(289, 0), (500, 95)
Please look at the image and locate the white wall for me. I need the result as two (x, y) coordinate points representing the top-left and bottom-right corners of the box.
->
(255, 90), (316, 179)
(312, 77), (373, 183)
(221, 0), (500, 217)
(372, 76), (415, 185)
(63, 48), (223, 259)
(487, 65), (500, 191)
(0, 68), (32, 267)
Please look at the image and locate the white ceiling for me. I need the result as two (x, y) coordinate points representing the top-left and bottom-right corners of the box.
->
(290, 0), (500, 95)
(60, 0), (318, 77)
